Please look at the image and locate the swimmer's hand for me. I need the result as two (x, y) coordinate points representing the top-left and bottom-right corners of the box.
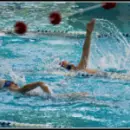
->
(38, 82), (51, 94)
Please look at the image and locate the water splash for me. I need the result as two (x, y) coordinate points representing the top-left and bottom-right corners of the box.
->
(89, 18), (130, 71)
(0, 59), (26, 85)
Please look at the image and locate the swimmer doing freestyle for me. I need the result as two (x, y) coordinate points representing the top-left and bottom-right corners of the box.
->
(0, 79), (51, 94)
(59, 19), (130, 80)
(59, 19), (98, 75)
(0, 79), (88, 98)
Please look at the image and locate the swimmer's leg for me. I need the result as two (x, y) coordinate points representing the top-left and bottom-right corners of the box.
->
(56, 92), (88, 99)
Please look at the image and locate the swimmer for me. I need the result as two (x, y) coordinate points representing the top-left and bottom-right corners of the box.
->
(59, 19), (129, 80)
(59, 19), (98, 75)
(0, 79), (88, 98)
(0, 79), (51, 94)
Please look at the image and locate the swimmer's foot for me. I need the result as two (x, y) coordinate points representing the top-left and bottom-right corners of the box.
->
(67, 92), (88, 98)
(87, 19), (95, 34)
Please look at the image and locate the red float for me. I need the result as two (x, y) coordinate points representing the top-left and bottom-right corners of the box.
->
(49, 12), (61, 25)
(102, 2), (116, 10)
(14, 21), (27, 35)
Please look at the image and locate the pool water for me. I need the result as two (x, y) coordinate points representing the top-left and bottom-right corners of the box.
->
(0, 2), (130, 128)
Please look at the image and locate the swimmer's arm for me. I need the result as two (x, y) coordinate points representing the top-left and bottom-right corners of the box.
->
(17, 82), (51, 94)
(77, 31), (92, 70)
(77, 20), (95, 70)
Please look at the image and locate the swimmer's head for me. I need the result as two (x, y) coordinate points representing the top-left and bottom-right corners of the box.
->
(59, 61), (76, 71)
(5, 81), (19, 89)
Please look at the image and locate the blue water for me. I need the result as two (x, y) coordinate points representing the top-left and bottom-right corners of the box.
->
(0, 2), (130, 128)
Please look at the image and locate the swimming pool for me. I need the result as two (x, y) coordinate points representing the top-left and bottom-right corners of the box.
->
(1, 2), (130, 128)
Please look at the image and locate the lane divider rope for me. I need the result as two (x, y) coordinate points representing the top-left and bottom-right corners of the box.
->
(0, 120), (52, 128)
(0, 30), (130, 38)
